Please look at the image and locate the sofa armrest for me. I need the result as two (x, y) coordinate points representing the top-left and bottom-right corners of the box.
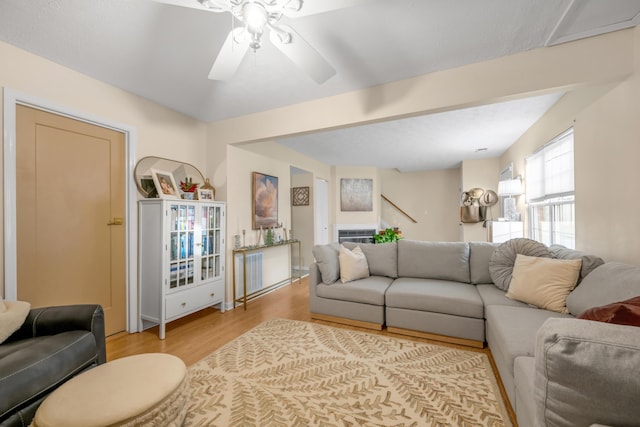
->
(534, 318), (640, 427)
(9, 304), (106, 364)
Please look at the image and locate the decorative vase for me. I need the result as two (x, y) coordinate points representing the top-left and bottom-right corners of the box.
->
(182, 192), (195, 200)
(201, 178), (216, 199)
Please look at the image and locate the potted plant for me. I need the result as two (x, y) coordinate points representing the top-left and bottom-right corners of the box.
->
(373, 228), (402, 243)
(179, 177), (198, 199)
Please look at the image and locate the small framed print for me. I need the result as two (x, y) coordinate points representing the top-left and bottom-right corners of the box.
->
(151, 169), (180, 200)
(292, 187), (310, 206)
(197, 188), (214, 201)
(140, 176), (158, 198)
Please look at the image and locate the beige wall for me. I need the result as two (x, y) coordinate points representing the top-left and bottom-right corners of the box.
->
(499, 27), (640, 264)
(379, 168), (460, 241)
(226, 145), (292, 304)
(333, 166), (379, 236)
(291, 172), (314, 270)
(0, 41), (207, 299)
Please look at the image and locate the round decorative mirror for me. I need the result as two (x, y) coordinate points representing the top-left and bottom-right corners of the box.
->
(134, 156), (206, 198)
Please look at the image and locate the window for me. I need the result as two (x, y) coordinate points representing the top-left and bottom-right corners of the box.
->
(525, 129), (575, 248)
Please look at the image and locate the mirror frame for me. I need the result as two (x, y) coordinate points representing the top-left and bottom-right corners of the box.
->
(134, 156), (205, 198)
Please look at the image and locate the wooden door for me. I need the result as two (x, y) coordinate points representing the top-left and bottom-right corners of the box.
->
(16, 105), (126, 336)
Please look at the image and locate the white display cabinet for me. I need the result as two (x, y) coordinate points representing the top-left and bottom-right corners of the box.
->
(489, 221), (524, 243)
(139, 199), (225, 339)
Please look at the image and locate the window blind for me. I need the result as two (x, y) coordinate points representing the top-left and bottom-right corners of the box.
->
(526, 129), (574, 203)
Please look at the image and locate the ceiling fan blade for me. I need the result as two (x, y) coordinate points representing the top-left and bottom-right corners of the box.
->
(209, 28), (249, 80)
(280, 0), (369, 17)
(269, 25), (336, 84)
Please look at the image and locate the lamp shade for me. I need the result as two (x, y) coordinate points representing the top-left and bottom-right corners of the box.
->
(498, 178), (523, 196)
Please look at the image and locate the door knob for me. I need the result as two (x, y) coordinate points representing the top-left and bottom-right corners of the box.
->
(107, 218), (124, 226)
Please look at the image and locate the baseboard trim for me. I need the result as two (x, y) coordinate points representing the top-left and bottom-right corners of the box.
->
(311, 313), (383, 331)
(387, 326), (485, 349)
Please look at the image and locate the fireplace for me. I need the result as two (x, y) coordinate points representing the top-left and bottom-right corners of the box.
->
(334, 224), (378, 244)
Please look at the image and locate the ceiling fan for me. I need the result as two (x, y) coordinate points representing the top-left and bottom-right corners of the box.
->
(153, 0), (365, 84)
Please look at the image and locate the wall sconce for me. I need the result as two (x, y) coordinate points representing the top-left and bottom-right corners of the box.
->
(498, 177), (523, 221)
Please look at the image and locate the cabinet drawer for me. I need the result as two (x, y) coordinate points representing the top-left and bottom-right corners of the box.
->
(165, 282), (223, 319)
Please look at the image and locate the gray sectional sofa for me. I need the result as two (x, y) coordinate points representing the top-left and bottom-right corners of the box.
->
(309, 239), (640, 427)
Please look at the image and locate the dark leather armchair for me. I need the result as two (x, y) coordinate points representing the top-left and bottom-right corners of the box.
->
(0, 304), (106, 427)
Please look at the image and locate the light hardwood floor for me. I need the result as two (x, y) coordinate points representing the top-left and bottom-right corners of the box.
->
(106, 277), (516, 424)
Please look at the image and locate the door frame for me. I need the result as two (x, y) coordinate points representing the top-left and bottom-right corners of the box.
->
(3, 88), (139, 333)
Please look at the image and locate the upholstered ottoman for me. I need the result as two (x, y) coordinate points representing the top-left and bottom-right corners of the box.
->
(32, 353), (189, 427)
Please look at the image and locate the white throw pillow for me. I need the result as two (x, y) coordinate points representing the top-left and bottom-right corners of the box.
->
(0, 299), (31, 344)
(506, 254), (582, 314)
(339, 245), (370, 283)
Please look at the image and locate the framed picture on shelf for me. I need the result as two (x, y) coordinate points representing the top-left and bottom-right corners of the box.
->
(252, 171), (278, 229)
(151, 168), (180, 200)
(197, 188), (214, 201)
(140, 176), (158, 198)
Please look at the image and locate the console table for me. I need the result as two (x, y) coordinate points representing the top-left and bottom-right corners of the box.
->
(232, 240), (301, 310)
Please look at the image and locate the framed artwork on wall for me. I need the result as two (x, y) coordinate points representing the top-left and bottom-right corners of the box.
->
(252, 172), (278, 229)
(292, 186), (310, 206)
(340, 178), (373, 211)
(151, 169), (180, 200)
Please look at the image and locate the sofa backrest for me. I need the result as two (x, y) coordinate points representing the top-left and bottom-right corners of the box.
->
(469, 242), (497, 284)
(566, 262), (640, 316)
(342, 241), (398, 278)
(398, 240), (470, 283)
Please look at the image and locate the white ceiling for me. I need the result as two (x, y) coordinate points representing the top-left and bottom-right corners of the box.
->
(1, 0), (639, 171)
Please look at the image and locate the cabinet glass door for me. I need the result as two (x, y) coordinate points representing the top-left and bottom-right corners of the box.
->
(168, 203), (195, 289)
(200, 204), (223, 281)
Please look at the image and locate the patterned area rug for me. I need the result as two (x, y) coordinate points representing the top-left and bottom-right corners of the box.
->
(186, 318), (511, 426)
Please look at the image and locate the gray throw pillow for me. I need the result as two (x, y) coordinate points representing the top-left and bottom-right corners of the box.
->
(342, 241), (398, 278)
(489, 238), (552, 291)
(549, 244), (604, 283)
(312, 243), (340, 284)
(566, 262), (640, 317)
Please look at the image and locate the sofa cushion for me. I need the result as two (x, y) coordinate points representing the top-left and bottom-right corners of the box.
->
(469, 242), (497, 284)
(489, 238), (553, 291)
(485, 305), (572, 379)
(385, 278), (484, 319)
(0, 331), (99, 422)
(577, 296), (640, 326)
(549, 244), (604, 283)
(315, 276), (393, 306)
(0, 300), (30, 344)
(343, 241), (398, 278)
(476, 284), (529, 308)
(397, 240), (470, 283)
(312, 243), (340, 284)
(514, 356), (536, 427)
(566, 262), (640, 317)
(535, 318), (640, 427)
(506, 254), (582, 314)
(339, 245), (370, 283)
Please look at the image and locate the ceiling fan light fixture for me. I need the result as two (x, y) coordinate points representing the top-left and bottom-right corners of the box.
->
(243, 2), (268, 35)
